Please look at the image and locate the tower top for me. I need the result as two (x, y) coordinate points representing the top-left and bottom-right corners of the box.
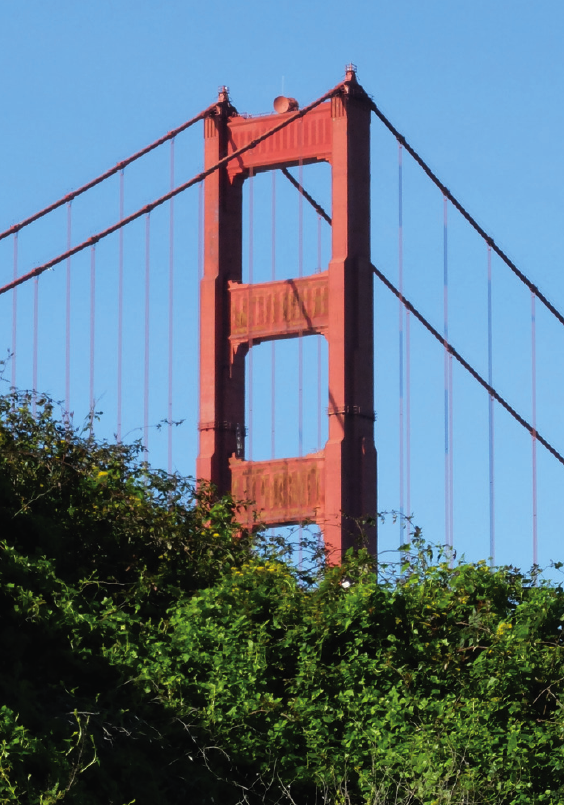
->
(217, 85), (230, 103)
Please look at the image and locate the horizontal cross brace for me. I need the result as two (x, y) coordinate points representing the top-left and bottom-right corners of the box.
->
(230, 452), (325, 526)
(229, 273), (329, 348)
(226, 103), (333, 176)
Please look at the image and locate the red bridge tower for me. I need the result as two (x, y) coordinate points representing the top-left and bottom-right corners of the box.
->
(197, 67), (376, 558)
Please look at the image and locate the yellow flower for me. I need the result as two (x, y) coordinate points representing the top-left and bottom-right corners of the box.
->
(97, 471), (108, 477)
(496, 621), (512, 636)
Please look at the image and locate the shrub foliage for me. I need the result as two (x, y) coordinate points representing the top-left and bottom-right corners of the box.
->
(1, 391), (564, 804)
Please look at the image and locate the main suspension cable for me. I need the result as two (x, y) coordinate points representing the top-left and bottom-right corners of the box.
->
(369, 99), (564, 330)
(0, 102), (219, 242)
(0, 82), (344, 298)
(371, 262), (564, 469)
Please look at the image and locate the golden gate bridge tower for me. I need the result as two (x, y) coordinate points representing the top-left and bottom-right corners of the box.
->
(196, 66), (377, 558)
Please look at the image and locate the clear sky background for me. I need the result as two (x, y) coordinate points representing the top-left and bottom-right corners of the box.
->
(1, 1), (564, 574)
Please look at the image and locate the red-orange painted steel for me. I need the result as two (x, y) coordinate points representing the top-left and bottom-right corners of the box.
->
(229, 272), (329, 348)
(197, 71), (377, 559)
(231, 452), (325, 527)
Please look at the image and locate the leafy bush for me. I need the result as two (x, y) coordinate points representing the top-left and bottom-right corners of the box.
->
(0, 391), (258, 803)
(2, 390), (564, 804)
(145, 541), (564, 804)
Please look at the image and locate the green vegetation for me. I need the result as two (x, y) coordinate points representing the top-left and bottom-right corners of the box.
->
(2, 390), (564, 804)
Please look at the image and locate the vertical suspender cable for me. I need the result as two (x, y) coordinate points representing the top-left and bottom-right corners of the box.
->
(144, 213), (150, 461)
(298, 128), (304, 568)
(89, 244), (96, 413)
(399, 145), (414, 541)
(11, 234), (18, 390)
(443, 196), (452, 548)
(32, 277), (39, 415)
(248, 169), (254, 462)
(271, 171), (276, 459)
(531, 291), (538, 564)
(197, 182), (204, 454)
(168, 138), (175, 475)
(487, 245), (495, 564)
(65, 202), (72, 415)
(449, 333), (454, 548)
(406, 304), (411, 537)
(117, 170), (124, 442)
(401, 142), (411, 538)
(298, 155), (304, 460)
(398, 144), (405, 540)
(399, 149), (412, 540)
(317, 212), (323, 557)
(317, 213), (323, 451)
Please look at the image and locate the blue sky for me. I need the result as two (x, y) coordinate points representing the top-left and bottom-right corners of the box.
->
(1, 1), (564, 574)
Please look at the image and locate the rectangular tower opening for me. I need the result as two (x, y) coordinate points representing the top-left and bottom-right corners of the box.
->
(244, 334), (328, 462)
(241, 163), (332, 286)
